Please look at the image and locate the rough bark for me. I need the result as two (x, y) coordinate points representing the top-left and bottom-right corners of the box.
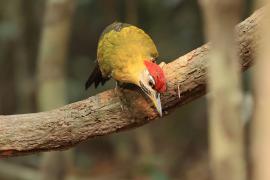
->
(200, 0), (246, 180)
(0, 7), (262, 157)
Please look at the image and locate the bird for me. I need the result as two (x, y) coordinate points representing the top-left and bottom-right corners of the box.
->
(85, 22), (166, 116)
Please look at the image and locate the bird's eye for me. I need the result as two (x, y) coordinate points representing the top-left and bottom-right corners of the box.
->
(151, 57), (157, 63)
(149, 81), (154, 88)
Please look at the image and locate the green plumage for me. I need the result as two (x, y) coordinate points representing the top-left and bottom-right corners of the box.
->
(85, 22), (158, 89)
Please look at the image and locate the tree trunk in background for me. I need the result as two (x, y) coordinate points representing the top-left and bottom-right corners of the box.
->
(0, 0), (40, 115)
(0, 1), (18, 114)
(100, 0), (117, 23)
(2, 0), (38, 114)
(251, 3), (270, 180)
(200, 0), (247, 180)
(37, 0), (75, 180)
(14, 0), (39, 113)
(126, 0), (138, 25)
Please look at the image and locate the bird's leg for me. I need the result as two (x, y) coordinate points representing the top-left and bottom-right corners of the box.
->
(114, 81), (119, 94)
(114, 81), (124, 111)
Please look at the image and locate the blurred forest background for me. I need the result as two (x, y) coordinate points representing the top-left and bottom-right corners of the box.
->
(0, 0), (254, 179)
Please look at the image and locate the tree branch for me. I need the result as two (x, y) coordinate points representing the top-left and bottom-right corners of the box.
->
(0, 8), (263, 157)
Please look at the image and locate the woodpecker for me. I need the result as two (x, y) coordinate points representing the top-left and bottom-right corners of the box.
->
(85, 22), (166, 116)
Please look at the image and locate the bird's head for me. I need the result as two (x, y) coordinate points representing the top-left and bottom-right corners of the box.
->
(138, 60), (166, 116)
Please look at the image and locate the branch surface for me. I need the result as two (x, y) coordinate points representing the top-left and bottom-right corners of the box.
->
(0, 8), (263, 157)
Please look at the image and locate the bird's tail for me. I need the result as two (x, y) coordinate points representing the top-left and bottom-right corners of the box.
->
(85, 63), (109, 90)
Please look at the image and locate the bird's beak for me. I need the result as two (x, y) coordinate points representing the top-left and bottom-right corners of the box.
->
(139, 81), (163, 116)
(148, 91), (162, 116)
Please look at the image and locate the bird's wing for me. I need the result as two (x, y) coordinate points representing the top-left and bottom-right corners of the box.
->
(85, 62), (110, 89)
(85, 22), (131, 90)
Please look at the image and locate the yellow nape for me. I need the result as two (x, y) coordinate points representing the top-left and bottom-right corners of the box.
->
(97, 23), (158, 85)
